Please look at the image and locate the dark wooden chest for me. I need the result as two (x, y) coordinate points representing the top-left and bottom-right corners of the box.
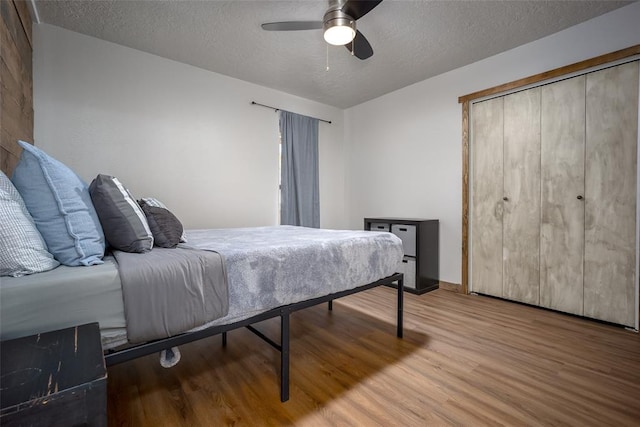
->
(1, 323), (107, 426)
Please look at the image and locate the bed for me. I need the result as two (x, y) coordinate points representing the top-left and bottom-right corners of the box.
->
(1, 225), (405, 401)
(1, 142), (406, 402)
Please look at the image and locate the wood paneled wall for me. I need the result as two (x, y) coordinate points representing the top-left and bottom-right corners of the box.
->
(1, 0), (33, 176)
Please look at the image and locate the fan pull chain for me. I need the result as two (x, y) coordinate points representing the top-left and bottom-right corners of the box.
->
(326, 44), (330, 71)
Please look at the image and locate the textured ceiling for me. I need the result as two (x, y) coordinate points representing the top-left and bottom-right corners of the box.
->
(34, 0), (631, 108)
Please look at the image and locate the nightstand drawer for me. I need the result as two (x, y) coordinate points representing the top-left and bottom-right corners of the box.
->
(391, 225), (416, 256)
(370, 223), (390, 232)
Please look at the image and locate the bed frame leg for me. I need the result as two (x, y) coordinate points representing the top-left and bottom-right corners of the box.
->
(397, 276), (404, 338)
(328, 300), (333, 311)
(222, 332), (227, 347)
(280, 311), (290, 402)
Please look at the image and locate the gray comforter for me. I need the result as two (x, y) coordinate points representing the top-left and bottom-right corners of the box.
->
(183, 225), (404, 327)
(113, 247), (228, 343)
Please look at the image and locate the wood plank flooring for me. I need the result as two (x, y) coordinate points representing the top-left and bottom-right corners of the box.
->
(107, 288), (640, 426)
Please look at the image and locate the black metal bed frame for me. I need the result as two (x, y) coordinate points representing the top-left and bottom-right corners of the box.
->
(104, 273), (404, 402)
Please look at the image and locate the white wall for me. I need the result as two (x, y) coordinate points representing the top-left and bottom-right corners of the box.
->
(33, 3), (640, 284)
(33, 24), (346, 230)
(345, 2), (640, 284)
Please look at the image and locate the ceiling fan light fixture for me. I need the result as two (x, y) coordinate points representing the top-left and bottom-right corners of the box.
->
(323, 10), (356, 46)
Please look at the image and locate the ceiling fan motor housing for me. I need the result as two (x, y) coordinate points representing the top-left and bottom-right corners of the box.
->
(323, 9), (356, 45)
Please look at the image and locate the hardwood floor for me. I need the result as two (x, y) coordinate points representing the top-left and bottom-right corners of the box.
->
(107, 288), (640, 426)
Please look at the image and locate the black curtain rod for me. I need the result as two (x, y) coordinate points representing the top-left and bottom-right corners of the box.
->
(251, 101), (332, 124)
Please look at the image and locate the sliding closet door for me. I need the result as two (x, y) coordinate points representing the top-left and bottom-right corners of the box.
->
(502, 88), (541, 305)
(540, 76), (586, 315)
(471, 97), (504, 297)
(584, 62), (639, 327)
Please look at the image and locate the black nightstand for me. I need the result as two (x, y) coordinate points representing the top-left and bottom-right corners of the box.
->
(0, 323), (107, 426)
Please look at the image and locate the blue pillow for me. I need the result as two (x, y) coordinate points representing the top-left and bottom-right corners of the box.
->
(11, 141), (105, 266)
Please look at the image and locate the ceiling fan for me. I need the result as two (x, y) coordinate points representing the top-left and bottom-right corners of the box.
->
(261, 0), (383, 60)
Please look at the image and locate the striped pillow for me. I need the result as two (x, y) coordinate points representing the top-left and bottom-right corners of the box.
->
(0, 171), (59, 276)
(89, 175), (153, 253)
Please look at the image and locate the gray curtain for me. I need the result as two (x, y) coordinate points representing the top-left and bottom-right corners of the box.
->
(279, 110), (320, 228)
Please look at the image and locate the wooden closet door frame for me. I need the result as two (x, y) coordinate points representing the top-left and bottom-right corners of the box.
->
(460, 44), (640, 328)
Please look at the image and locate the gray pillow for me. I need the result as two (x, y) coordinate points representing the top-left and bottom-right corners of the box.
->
(139, 197), (187, 243)
(89, 174), (153, 253)
(140, 203), (183, 248)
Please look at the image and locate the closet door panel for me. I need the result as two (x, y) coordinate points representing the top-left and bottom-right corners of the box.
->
(540, 76), (586, 315)
(503, 88), (541, 305)
(471, 97), (504, 297)
(584, 61), (639, 327)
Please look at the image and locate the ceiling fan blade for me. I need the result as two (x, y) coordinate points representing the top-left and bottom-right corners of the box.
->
(345, 30), (373, 60)
(342, 0), (383, 21)
(261, 21), (323, 31)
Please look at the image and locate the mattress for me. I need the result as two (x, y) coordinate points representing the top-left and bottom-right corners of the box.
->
(185, 226), (404, 330)
(0, 226), (403, 350)
(0, 256), (127, 347)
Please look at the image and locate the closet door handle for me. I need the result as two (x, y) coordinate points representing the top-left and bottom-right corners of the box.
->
(503, 197), (509, 201)
(577, 195), (583, 200)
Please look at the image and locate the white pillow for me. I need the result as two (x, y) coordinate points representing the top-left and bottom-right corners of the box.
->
(0, 171), (59, 277)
